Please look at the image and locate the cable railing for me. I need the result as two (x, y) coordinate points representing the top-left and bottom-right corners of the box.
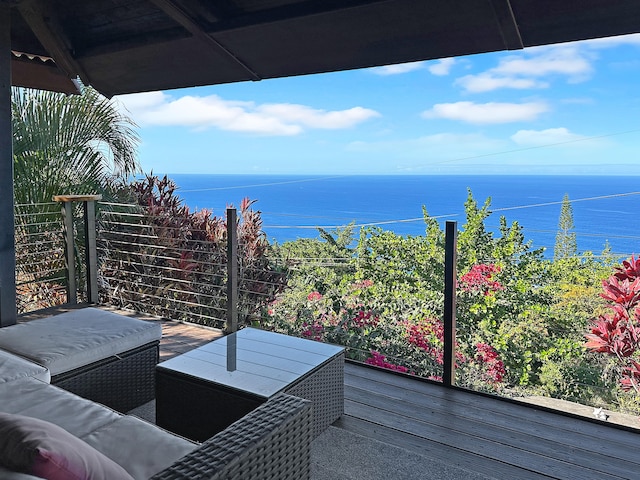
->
(96, 201), (286, 330)
(13, 196), (636, 419)
(14, 202), (67, 313)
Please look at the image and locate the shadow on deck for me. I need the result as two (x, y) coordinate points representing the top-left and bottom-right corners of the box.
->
(149, 315), (638, 479)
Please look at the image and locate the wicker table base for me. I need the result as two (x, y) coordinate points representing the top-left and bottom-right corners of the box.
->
(156, 328), (344, 442)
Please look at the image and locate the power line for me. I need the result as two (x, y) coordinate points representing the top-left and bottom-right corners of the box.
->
(262, 191), (640, 230)
(179, 175), (346, 193)
(490, 191), (640, 213)
(428, 128), (640, 166)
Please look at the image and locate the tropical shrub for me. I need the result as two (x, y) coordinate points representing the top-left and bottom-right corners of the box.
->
(262, 189), (627, 405)
(585, 256), (640, 413)
(264, 192), (536, 392)
(99, 174), (286, 328)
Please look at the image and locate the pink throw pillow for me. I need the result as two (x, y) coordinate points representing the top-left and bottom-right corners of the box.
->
(0, 413), (134, 480)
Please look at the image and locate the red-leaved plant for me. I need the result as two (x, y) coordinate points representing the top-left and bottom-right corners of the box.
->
(585, 256), (640, 394)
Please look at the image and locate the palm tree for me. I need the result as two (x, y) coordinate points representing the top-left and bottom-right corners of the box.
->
(11, 87), (140, 311)
(12, 86), (140, 205)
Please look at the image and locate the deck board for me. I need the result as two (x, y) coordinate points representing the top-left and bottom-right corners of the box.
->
(345, 365), (640, 459)
(343, 363), (640, 480)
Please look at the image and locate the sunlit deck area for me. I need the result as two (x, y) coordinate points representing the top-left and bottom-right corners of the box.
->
(151, 314), (640, 479)
(19, 306), (640, 479)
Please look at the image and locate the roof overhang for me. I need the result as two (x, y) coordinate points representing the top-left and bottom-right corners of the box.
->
(7, 0), (640, 96)
(11, 51), (81, 94)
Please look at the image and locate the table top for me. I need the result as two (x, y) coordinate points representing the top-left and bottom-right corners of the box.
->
(156, 327), (344, 398)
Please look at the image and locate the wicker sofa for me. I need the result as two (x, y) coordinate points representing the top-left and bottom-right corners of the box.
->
(0, 310), (313, 479)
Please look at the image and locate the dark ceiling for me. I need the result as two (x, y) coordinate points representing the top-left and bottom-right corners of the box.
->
(8, 0), (640, 96)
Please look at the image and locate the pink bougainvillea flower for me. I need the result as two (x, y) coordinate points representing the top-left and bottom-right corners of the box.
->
(459, 263), (504, 296)
(475, 343), (506, 384)
(301, 321), (324, 341)
(307, 291), (323, 302)
(351, 309), (379, 329)
(365, 350), (408, 373)
(351, 279), (374, 290)
(405, 318), (445, 364)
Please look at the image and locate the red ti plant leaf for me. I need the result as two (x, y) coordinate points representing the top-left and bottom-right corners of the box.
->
(585, 314), (621, 354)
(614, 255), (640, 281)
(620, 360), (640, 393)
(600, 276), (640, 310)
(588, 256), (640, 396)
(611, 336), (635, 358)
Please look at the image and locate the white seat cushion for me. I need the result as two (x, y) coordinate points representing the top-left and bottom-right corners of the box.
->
(80, 415), (197, 480)
(0, 308), (162, 375)
(0, 377), (120, 438)
(0, 349), (50, 384)
(0, 466), (45, 479)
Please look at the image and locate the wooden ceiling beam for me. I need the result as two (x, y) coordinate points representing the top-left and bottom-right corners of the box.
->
(202, 0), (393, 34)
(149, 0), (261, 81)
(78, 0), (392, 67)
(17, 0), (90, 85)
(488, 0), (523, 50)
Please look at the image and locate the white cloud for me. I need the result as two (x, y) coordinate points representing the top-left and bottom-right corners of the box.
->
(428, 58), (456, 76)
(578, 32), (640, 49)
(116, 92), (380, 136)
(371, 61), (425, 75)
(422, 101), (549, 124)
(347, 132), (503, 152)
(510, 128), (586, 146)
(456, 74), (547, 93)
(456, 46), (593, 93)
(494, 47), (592, 79)
(256, 104), (378, 129)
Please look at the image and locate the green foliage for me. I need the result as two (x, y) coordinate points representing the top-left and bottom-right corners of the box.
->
(261, 188), (629, 411)
(264, 190), (551, 392)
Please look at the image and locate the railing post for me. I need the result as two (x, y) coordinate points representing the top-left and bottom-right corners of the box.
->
(83, 199), (99, 304)
(225, 208), (238, 334)
(443, 221), (458, 387)
(60, 200), (77, 304)
(53, 195), (102, 305)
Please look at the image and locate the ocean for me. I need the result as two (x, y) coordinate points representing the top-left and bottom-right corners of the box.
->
(165, 174), (640, 259)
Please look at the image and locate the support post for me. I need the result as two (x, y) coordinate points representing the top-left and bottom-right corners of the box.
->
(225, 208), (238, 334)
(443, 221), (458, 387)
(0, 6), (17, 327)
(53, 195), (102, 305)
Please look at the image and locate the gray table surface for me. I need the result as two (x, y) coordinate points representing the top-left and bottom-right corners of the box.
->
(157, 327), (344, 398)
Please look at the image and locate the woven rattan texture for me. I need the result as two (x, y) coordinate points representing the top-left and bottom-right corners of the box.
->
(286, 352), (344, 438)
(53, 341), (159, 413)
(151, 393), (312, 480)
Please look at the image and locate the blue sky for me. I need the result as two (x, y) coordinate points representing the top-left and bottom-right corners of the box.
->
(116, 33), (640, 176)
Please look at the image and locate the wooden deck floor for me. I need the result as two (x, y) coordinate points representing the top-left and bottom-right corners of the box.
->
(152, 320), (640, 479)
(20, 307), (640, 479)
(339, 363), (640, 480)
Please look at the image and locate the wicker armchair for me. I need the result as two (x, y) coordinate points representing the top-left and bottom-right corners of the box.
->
(151, 393), (313, 480)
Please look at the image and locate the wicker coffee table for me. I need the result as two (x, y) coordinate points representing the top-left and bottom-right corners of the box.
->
(156, 327), (344, 442)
